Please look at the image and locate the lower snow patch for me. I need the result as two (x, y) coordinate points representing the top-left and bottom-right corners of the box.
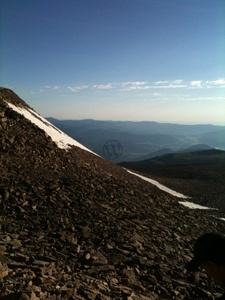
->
(127, 170), (189, 199)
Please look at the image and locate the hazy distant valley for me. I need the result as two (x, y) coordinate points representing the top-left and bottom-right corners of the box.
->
(47, 118), (225, 162)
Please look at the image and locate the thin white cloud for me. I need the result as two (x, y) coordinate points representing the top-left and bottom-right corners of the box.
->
(154, 81), (170, 85)
(120, 81), (150, 91)
(206, 78), (225, 87)
(125, 86), (151, 91)
(189, 80), (202, 88)
(122, 81), (147, 87)
(93, 83), (113, 90)
(42, 78), (225, 95)
(67, 85), (89, 92)
(121, 86), (151, 91)
(172, 80), (183, 85)
(44, 85), (61, 90)
(151, 80), (186, 89)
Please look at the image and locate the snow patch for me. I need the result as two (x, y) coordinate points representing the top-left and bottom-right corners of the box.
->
(127, 170), (189, 199)
(179, 201), (216, 210)
(6, 102), (96, 154)
(127, 170), (218, 210)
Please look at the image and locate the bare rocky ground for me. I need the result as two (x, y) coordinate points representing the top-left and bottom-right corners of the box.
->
(119, 161), (225, 218)
(1, 88), (225, 300)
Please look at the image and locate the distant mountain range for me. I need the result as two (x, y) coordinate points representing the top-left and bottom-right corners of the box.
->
(47, 118), (225, 162)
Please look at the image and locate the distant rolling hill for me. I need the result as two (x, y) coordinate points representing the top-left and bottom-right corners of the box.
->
(47, 118), (225, 162)
(120, 149), (225, 166)
(131, 144), (214, 162)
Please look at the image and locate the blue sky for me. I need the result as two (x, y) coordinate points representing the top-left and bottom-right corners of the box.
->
(1, 0), (225, 124)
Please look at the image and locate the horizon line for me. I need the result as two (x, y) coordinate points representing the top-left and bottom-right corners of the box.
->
(45, 117), (225, 126)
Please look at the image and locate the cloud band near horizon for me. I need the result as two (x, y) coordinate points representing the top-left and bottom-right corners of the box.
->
(48, 78), (225, 93)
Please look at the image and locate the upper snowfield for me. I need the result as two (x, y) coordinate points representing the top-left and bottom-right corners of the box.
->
(6, 101), (95, 153)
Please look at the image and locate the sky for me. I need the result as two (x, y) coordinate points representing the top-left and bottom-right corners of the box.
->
(1, 0), (225, 124)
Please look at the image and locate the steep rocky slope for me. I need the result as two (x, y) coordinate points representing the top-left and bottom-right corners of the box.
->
(119, 160), (225, 216)
(0, 87), (225, 300)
